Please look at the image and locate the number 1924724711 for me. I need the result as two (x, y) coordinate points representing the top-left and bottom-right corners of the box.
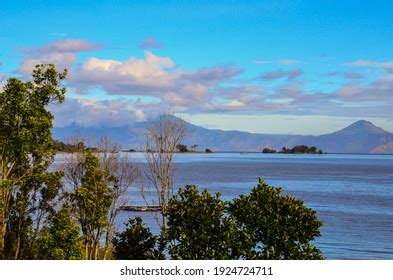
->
(213, 266), (273, 276)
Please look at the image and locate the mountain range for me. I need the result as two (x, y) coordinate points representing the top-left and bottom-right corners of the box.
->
(52, 119), (393, 154)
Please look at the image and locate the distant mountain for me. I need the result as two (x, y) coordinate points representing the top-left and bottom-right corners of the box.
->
(52, 119), (393, 154)
(304, 120), (393, 154)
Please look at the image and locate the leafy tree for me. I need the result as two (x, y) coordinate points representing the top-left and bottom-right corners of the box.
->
(165, 185), (251, 259)
(279, 145), (323, 154)
(112, 217), (161, 260)
(61, 135), (139, 259)
(36, 207), (83, 260)
(229, 178), (324, 260)
(53, 140), (85, 152)
(4, 170), (64, 259)
(262, 148), (277, 153)
(73, 151), (113, 260)
(176, 144), (188, 153)
(0, 64), (67, 259)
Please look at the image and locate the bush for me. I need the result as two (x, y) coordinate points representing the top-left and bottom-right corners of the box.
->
(112, 179), (324, 260)
(36, 208), (83, 260)
(229, 178), (324, 259)
(112, 217), (161, 260)
(165, 186), (250, 259)
(165, 179), (324, 260)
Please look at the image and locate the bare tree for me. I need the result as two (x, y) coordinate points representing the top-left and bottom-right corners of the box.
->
(96, 135), (139, 259)
(61, 133), (88, 194)
(142, 114), (188, 228)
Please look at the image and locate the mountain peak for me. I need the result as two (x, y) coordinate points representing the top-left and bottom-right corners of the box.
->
(336, 120), (388, 135)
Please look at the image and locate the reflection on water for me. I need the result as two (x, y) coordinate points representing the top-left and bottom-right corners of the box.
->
(56, 152), (393, 259)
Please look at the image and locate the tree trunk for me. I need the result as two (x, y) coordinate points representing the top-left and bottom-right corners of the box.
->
(14, 215), (23, 260)
(0, 210), (5, 259)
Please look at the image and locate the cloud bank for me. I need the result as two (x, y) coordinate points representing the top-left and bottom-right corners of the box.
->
(13, 40), (393, 127)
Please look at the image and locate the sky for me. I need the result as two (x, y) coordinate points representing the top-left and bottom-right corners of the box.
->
(1, 0), (393, 135)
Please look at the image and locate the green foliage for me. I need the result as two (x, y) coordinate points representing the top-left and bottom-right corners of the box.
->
(74, 151), (113, 259)
(0, 64), (67, 259)
(0, 64), (67, 169)
(4, 201), (34, 259)
(53, 140), (85, 153)
(263, 146), (324, 154)
(262, 147), (277, 153)
(1, 65), (325, 260)
(280, 145), (323, 154)
(165, 185), (249, 260)
(164, 180), (324, 260)
(229, 178), (324, 260)
(176, 144), (188, 153)
(36, 208), (83, 260)
(112, 217), (161, 260)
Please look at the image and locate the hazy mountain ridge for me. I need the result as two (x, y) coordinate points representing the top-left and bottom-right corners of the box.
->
(52, 120), (393, 154)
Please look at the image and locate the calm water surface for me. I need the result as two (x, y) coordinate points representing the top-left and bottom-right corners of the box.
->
(59, 153), (393, 259)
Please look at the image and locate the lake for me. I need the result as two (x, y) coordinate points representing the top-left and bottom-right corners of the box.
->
(59, 152), (393, 260)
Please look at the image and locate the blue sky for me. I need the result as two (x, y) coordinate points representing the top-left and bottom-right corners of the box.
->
(1, 0), (393, 134)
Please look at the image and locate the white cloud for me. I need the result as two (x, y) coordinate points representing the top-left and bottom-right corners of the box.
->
(224, 99), (245, 108)
(73, 52), (177, 95)
(12, 40), (393, 127)
(50, 97), (158, 127)
(18, 39), (102, 74)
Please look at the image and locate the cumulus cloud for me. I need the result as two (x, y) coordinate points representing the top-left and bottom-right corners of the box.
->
(50, 97), (158, 127)
(69, 52), (244, 112)
(18, 39), (103, 74)
(139, 36), (164, 49)
(332, 59), (393, 103)
(224, 99), (245, 108)
(181, 65), (242, 85)
(11, 40), (393, 127)
(72, 52), (177, 95)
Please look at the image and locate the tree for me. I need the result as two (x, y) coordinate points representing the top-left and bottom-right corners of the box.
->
(96, 135), (139, 259)
(73, 151), (113, 260)
(0, 64), (67, 259)
(36, 207), (83, 260)
(142, 114), (187, 228)
(176, 144), (188, 153)
(112, 217), (161, 260)
(164, 180), (323, 260)
(229, 178), (324, 260)
(165, 185), (249, 260)
(262, 148), (277, 153)
(61, 134), (138, 259)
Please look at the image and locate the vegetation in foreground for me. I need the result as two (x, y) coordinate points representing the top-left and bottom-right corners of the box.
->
(0, 64), (324, 260)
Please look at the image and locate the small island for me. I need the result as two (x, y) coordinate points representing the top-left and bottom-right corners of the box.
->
(176, 144), (213, 153)
(262, 145), (324, 154)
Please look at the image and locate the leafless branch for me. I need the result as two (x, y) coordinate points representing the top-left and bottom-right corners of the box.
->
(142, 114), (187, 228)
